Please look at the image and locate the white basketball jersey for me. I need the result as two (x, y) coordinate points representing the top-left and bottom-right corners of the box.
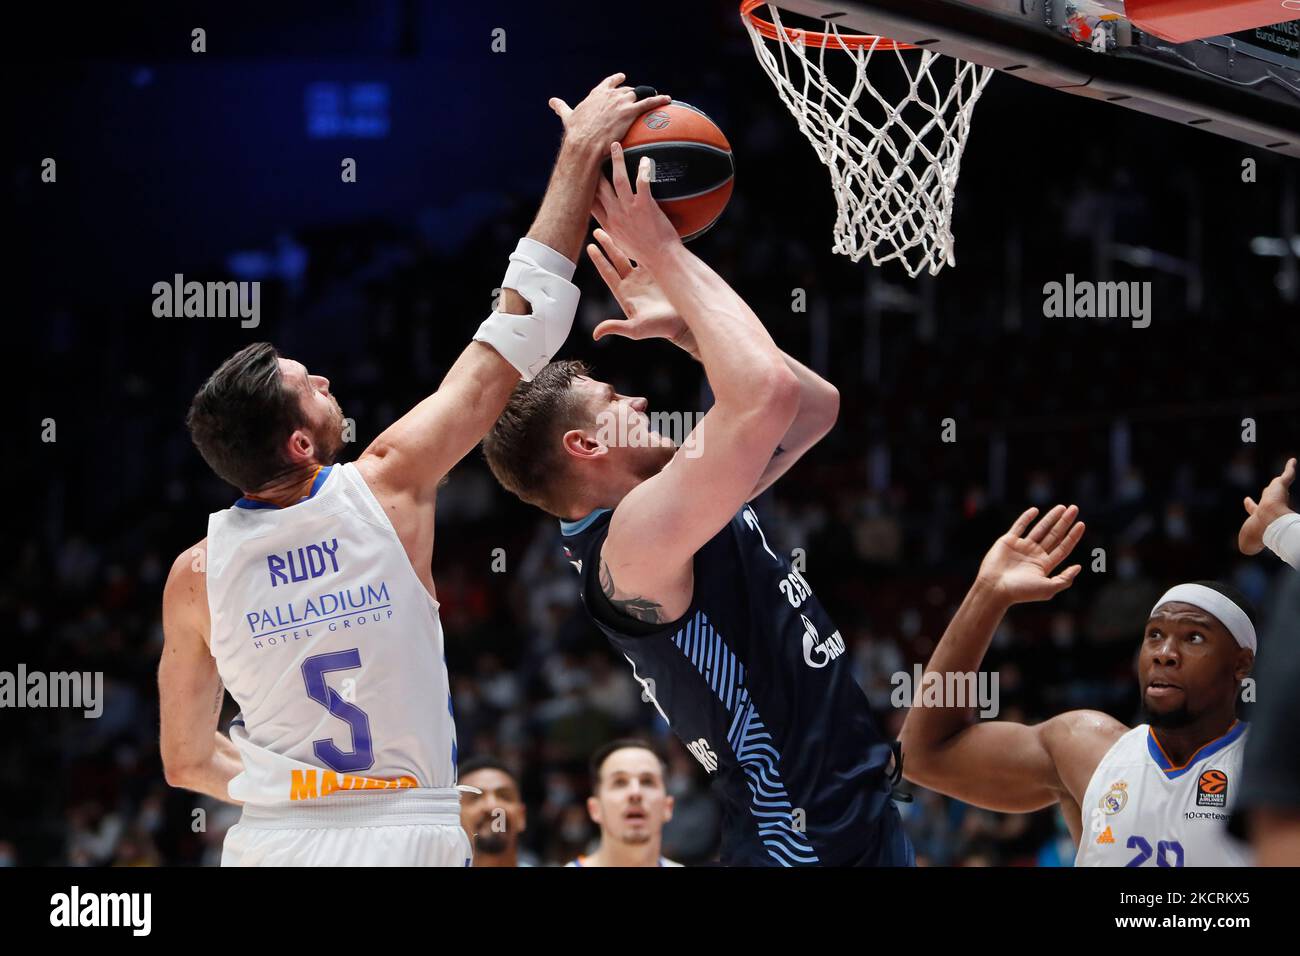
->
(1075, 722), (1250, 867)
(205, 463), (456, 809)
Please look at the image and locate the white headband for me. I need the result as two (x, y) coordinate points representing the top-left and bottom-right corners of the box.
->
(1150, 584), (1257, 654)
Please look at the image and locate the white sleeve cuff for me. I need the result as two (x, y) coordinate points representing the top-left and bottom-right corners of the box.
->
(1263, 512), (1300, 572)
(472, 237), (580, 381)
(514, 237), (576, 283)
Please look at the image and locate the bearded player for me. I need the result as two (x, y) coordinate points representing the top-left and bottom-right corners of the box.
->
(484, 148), (911, 867)
(158, 76), (671, 866)
(899, 504), (1256, 866)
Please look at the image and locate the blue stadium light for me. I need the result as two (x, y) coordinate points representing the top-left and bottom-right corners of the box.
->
(305, 82), (390, 139)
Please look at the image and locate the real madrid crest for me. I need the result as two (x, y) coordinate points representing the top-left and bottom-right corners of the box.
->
(1100, 780), (1128, 815)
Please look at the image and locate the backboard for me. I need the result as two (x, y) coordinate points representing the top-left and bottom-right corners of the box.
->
(762, 1), (1300, 157)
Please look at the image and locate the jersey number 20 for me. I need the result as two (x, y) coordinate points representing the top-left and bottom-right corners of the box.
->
(1125, 836), (1184, 867)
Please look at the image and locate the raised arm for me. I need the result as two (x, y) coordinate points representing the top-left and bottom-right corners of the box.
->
(586, 227), (838, 502)
(358, 76), (671, 499)
(587, 149), (800, 618)
(747, 353), (839, 499)
(898, 506), (1123, 826)
(1240, 456), (1298, 570)
(159, 542), (243, 805)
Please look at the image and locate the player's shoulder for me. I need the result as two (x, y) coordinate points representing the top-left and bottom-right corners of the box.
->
(167, 538), (208, 583)
(1039, 710), (1129, 803)
(660, 857), (684, 867)
(1040, 710), (1129, 764)
(164, 538), (209, 603)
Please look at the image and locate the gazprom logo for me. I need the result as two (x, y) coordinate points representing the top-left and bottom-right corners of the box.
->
(801, 614), (845, 669)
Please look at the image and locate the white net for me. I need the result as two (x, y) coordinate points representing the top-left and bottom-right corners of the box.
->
(743, 3), (993, 277)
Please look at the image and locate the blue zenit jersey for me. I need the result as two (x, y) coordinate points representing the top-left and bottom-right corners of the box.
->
(561, 504), (913, 867)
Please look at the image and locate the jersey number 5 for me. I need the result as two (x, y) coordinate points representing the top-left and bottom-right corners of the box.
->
(302, 649), (375, 773)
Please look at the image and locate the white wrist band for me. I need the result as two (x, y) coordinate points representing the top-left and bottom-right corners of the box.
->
(473, 238), (579, 381)
(1263, 512), (1300, 572)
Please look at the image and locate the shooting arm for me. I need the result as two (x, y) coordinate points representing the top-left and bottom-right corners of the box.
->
(602, 239), (800, 613)
(748, 352), (839, 500)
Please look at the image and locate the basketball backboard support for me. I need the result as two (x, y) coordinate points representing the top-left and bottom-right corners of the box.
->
(762, 1), (1300, 157)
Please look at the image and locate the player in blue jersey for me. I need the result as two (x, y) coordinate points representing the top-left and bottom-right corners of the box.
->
(483, 147), (912, 867)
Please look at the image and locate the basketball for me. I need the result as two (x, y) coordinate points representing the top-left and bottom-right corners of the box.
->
(612, 100), (735, 242)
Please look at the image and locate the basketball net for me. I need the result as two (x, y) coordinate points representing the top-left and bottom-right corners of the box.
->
(741, 2), (993, 277)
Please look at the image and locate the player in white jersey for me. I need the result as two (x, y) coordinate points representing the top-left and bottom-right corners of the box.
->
(157, 74), (672, 866)
(899, 505), (1259, 866)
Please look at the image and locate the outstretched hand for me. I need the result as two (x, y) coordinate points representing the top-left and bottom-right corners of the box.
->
(976, 505), (1086, 606)
(586, 228), (698, 357)
(549, 73), (671, 156)
(1239, 457), (1297, 556)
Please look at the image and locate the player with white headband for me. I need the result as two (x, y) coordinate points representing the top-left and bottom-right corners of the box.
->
(898, 504), (1256, 867)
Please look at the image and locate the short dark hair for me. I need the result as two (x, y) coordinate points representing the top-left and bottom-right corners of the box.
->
(589, 738), (667, 794)
(482, 359), (592, 515)
(186, 342), (305, 492)
(458, 756), (519, 785)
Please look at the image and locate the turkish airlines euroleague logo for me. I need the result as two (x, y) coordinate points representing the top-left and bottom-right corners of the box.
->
(1196, 769), (1229, 808)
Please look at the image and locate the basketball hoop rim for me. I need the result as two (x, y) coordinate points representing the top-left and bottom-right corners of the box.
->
(740, 0), (917, 51)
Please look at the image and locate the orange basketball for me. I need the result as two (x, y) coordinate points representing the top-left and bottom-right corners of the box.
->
(614, 100), (735, 242)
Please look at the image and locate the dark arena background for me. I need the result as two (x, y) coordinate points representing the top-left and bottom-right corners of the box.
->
(4, 0), (1298, 905)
